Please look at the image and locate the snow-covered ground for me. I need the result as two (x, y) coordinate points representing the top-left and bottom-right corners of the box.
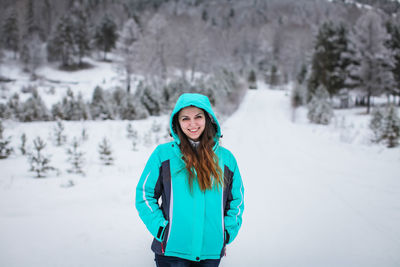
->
(1, 83), (400, 267)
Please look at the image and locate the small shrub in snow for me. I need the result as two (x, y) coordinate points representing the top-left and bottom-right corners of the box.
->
(28, 137), (55, 178)
(98, 137), (114, 165)
(307, 85), (334, 125)
(369, 107), (385, 143)
(143, 130), (153, 147)
(53, 120), (67, 146)
(0, 121), (13, 159)
(20, 133), (27, 155)
(81, 128), (88, 142)
(66, 137), (85, 175)
(151, 120), (162, 133)
(380, 105), (400, 148)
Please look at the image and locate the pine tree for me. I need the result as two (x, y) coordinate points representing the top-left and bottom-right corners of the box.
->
(20, 133), (27, 155)
(136, 82), (161, 116)
(386, 19), (400, 99)
(347, 11), (395, 113)
(52, 89), (90, 120)
(28, 137), (54, 178)
(7, 93), (22, 120)
(66, 137), (85, 175)
(47, 15), (75, 67)
(0, 121), (13, 159)
(248, 69), (257, 89)
(20, 88), (51, 122)
(126, 123), (138, 151)
(126, 123), (137, 139)
(369, 107), (385, 143)
(308, 21), (351, 99)
(94, 15), (118, 61)
(90, 86), (114, 120)
(2, 9), (19, 58)
(53, 120), (67, 146)
(98, 137), (113, 165)
(81, 128), (88, 142)
(381, 105), (400, 148)
(307, 85), (334, 125)
(71, 2), (91, 66)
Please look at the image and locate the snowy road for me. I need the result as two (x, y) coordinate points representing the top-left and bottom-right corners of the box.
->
(221, 89), (400, 267)
(1, 87), (400, 267)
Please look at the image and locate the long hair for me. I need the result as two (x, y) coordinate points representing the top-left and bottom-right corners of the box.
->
(173, 110), (223, 192)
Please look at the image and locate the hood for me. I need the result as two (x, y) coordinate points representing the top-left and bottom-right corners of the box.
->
(170, 93), (222, 145)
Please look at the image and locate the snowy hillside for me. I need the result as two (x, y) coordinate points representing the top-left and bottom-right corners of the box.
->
(1, 83), (400, 267)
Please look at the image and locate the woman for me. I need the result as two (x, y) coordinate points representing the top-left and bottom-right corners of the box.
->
(136, 93), (244, 267)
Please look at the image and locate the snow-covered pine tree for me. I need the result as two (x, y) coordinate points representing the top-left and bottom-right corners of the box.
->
(248, 69), (257, 89)
(308, 21), (351, 100)
(7, 93), (22, 120)
(380, 105), (400, 148)
(136, 81), (161, 116)
(53, 119), (67, 146)
(20, 133), (27, 155)
(66, 137), (85, 175)
(94, 15), (118, 61)
(117, 18), (141, 92)
(90, 86), (114, 120)
(369, 107), (385, 143)
(126, 123), (139, 151)
(2, 8), (19, 58)
(126, 122), (137, 139)
(98, 137), (113, 165)
(20, 88), (51, 122)
(0, 120), (13, 159)
(28, 136), (54, 178)
(143, 130), (153, 147)
(152, 120), (162, 144)
(347, 11), (395, 113)
(307, 85), (334, 125)
(121, 93), (141, 120)
(81, 128), (88, 142)
(52, 89), (91, 120)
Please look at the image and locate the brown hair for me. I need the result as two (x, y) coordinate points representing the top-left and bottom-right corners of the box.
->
(173, 109), (223, 192)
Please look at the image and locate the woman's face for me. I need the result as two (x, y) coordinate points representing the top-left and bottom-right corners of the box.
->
(178, 106), (206, 141)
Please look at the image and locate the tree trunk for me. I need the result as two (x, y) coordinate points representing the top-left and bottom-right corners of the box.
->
(126, 72), (131, 93)
(367, 93), (371, 114)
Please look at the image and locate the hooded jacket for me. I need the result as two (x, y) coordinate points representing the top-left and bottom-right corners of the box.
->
(135, 93), (244, 262)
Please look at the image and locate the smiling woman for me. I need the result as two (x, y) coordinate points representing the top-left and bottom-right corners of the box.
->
(135, 93), (244, 267)
(178, 106), (206, 141)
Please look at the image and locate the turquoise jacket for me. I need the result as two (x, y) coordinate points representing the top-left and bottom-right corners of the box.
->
(135, 93), (244, 261)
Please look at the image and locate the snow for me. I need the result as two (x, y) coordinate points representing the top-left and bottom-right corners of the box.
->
(1, 83), (400, 266)
(0, 57), (128, 107)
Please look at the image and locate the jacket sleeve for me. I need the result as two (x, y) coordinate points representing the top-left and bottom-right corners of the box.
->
(224, 155), (244, 244)
(135, 147), (168, 242)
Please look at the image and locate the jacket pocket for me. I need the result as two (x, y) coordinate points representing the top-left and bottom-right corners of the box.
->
(161, 223), (170, 254)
